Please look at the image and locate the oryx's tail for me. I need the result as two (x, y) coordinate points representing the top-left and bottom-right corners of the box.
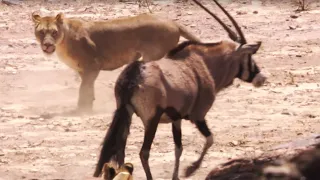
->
(94, 61), (144, 177)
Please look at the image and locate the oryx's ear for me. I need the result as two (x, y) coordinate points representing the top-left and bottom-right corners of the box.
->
(237, 41), (262, 55)
(55, 13), (64, 24)
(31, 12), (41, 24)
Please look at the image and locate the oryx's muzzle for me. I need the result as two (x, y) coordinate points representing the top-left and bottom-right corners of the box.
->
(252, 72), (266, 87)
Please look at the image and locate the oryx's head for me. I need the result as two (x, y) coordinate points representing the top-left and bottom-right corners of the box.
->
(192, 0), (267, 87)
(31, 12), (65, 55)
(233, 41), (266, 87)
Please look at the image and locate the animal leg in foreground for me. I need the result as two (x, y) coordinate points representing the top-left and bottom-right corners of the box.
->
(172, 120), (183, 180)
(185, 120), (213, 177)
(140, 107), (163, 180)
(77, 70), (100, 112)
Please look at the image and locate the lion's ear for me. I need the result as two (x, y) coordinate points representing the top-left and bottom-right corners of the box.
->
(31, 12), (41, 24)
(55, 13), (64, 24)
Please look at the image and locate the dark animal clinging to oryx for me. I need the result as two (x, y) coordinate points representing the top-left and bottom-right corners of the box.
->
(93, 0), (267, 179)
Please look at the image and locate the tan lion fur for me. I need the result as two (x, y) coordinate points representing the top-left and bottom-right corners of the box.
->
(31, 12), (201, 112)
(102, 162), (134, 180)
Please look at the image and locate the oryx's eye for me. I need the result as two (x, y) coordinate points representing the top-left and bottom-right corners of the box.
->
(52, 30), (58, 38)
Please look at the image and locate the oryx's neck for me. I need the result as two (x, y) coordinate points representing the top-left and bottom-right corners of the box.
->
(203, 54), (239, 93)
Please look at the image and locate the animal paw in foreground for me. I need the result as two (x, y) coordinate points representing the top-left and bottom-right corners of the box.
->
(102, 162), (134, 180)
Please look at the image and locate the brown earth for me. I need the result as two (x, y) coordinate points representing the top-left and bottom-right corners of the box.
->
(0, 0), (319, 180)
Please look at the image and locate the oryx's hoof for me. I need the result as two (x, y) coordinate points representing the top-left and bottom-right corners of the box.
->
(185, 162), (200, 177)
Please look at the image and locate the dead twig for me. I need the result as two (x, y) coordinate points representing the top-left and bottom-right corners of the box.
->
(295, 0), (309, 12)
(137, 0), (153, 13)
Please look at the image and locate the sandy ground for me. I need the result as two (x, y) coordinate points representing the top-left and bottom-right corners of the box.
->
(0, 0), (320, 179)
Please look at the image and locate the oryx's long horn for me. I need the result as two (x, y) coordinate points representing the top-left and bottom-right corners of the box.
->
(212, 0), (247, 45)
(191, 0), (238, 42)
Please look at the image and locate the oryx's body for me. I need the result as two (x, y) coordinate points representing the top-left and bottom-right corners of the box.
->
(94, 0), (267, 179)
(94, 40), (266, 179)
(129, 41), (240, 125)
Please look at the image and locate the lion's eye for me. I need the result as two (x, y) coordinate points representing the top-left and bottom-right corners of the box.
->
(39, 30), (45, 36)
(52, 30), (58, 38)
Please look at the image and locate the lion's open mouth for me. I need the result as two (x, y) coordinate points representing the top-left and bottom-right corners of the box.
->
(42, 45), (56, 54)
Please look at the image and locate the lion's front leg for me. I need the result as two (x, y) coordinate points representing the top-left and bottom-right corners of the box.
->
(77, 69), (100, 113)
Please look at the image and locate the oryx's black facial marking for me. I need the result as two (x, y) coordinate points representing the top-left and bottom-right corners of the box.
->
(236, 63), (243, 79)
(236, 55), (261, 83)
(247, 56), (261, 82)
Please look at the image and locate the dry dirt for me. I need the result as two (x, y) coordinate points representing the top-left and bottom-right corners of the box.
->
(0, 0), (319, 180)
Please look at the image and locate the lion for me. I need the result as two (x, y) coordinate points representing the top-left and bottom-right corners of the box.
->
(102, 162), (134, 180)
(31, 12), (201, 113)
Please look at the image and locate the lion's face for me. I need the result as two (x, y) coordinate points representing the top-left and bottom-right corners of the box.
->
(31, 12), (65, 54)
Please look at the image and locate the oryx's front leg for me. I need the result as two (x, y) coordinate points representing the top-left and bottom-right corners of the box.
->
(185, 120), (213, 177)
(172, 120), (183, 180)
(77, 69), (100, 113)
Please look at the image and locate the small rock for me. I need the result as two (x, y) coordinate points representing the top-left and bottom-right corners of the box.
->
(255, 150), (264, 156)
(40, 113), (54, 119)
(306, 114), (316, 118)
(61, 121), (72, 127)
(90, 153), (96, 157)
(1, 0), (21, 6)
(47, 125), (55, 130)
(281, 109), (291, 116)
(236, 11), (247, 15)
(296, 54), (302, 57)
(229, 140), (239, 147)
(290, 14), (299, 19)
(69, 153), (76, 157)
(19, 143), (29, 148)
(289, 26), (296, 30)
(202, 161), (208, 168)
(59, 162), (68, 166)
(29, 116), (40, 120)
(253, 11), (258, 14)
(52, 121), (60, 126)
